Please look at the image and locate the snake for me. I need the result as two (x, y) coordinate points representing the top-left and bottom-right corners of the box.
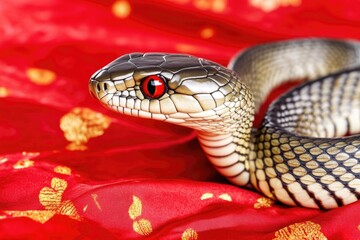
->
(89, 38), (360, 209)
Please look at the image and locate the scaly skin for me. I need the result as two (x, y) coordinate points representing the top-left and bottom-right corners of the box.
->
(89, 39), (360, 209)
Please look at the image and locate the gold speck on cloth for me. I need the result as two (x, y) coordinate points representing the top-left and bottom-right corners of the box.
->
(182, 228), (198, 240)
(171, 0), (189, 3)
(57, 200), (82, 221)
(5, 177), (81, 223)
(129, 196), (142, 220)
(4, 210), (56, 224)
(22, 151), (40, 157)
(219, 193), (232, 201)
(0, 157), (8, 164)
(112, 0), (131, 18)
(200, 192), (214, 200)
(83, 204), (88, 212)
(13, 159), (34, 169)
(194, 0), (227, 12)
(91, 193), (102, 211)
(0, 87), (9, 97)
(39, 186), (63, 211)
(66, 142), (88, 151)
(175, 44), (199, 54)
(200, 27), (215, 39)
(254, 197), (274, 209)
(39, 178), (67, 210)
(133, 219), (153, 236)
(54, 166), (72, 175)
(128, 196), (153, 236)
(26, 68), (56, 85)
(50, 177), (68, 192)
(211, 0), (227, 12)
(249, 0), (301, 12)
(194, 0), (211, 10)
(273, 221), (327, 240)
(60, 107), (111, 150)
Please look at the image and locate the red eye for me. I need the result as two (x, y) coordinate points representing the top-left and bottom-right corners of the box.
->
(141, 75), (166, 99)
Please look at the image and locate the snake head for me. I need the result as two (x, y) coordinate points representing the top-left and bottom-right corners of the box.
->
(89, 53), (253, 133)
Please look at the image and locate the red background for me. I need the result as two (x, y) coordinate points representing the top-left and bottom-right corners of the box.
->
(1, 0), (360, 239)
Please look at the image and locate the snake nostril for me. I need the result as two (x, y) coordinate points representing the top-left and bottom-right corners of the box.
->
(96, 83), (101, 92)
(104, 83), (109, 91)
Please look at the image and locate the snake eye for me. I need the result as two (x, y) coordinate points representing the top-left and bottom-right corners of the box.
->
(141, 75), (166, 99)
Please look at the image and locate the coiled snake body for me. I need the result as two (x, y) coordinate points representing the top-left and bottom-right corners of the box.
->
(89, 39), (360, 209)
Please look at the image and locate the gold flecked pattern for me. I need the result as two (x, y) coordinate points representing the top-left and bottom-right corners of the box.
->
(182, 228), (198, 240)
(54, 166), (72, 175)
(60, 107), (111, 150)
(4, 177), (81, 223)
(26, 68), (56, 85)
(273, 221), (327, 240)
(128, 195), (153, 236)
(254, 197), (274, 209)
(13, 159), (34, 169)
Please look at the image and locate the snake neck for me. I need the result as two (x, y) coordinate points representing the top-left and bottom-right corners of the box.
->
(195, 78), (256, 186)
(197, 120), (255, 186)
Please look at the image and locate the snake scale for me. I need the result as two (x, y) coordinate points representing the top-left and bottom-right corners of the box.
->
(89, 38), (360, 209)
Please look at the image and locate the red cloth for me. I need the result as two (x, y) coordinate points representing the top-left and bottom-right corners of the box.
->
(1, 0), (360, 239)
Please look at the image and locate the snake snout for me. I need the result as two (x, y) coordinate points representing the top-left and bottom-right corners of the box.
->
(89, 78), (117, 102)
(89, 79), (99, 99)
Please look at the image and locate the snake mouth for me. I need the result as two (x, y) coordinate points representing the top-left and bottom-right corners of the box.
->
(90, 78), (137, 103)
